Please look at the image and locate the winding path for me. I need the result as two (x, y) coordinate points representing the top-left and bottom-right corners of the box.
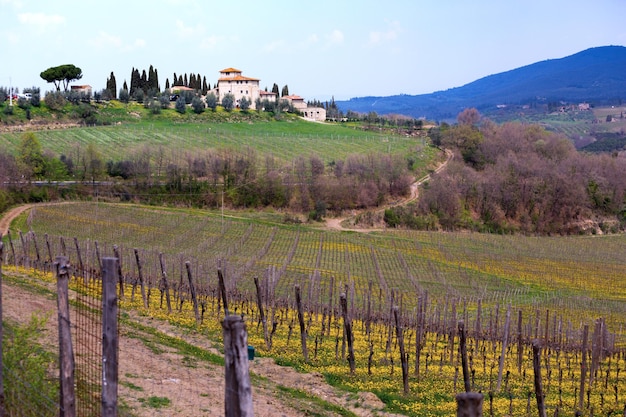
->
(325, 148), (453, 231)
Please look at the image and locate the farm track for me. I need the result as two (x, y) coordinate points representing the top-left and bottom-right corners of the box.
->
(325, 148), (453, 231)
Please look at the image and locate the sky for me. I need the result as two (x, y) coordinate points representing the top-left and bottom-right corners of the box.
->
(1, 0), (626, 102)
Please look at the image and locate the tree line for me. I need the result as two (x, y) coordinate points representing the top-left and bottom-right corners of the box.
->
(385, 108), (626, 234)
(0, 132), (414, 220)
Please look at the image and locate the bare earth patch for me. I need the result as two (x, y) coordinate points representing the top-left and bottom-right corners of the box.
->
(1, 275), (405, 416)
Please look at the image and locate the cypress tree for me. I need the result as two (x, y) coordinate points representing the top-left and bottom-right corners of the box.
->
(165, 78), (170, 90)
(281, 85), (289, 97)
(202, 76), (208, 94)
(140, 69), (148, 93)
(183, 73), (188, 88)
(173, 73), (178, 86)
(272, 83), (279, 96)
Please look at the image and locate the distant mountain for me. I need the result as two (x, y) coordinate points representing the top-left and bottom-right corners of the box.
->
(337, 46), (626, 121)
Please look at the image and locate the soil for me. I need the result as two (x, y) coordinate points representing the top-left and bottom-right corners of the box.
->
(0, 272), (404, 417)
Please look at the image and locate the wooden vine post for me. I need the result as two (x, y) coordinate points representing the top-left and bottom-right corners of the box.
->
(158, 253), (172, 313)
(340, 293), (355, 374)
(459, 321), (471, 393)
(101, 257), (119, 417)
(223, 315), (254, 417)
(579, 324), (589, 412)
(295, 285), (308, 362)
(134, 249), (148, 308)
(393, 306), (409, 394)
(218, 267), (230, 316)
(496, 305), (511, 392)
(56, 256), (76, 417)
(532, 340), (546, 417)
(254, 277), (270, 350)
(185, 262), (200, 325)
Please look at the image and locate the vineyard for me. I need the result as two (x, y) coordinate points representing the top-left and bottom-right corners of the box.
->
(0, 118), (431, 169)
(4, 202), (626, 416)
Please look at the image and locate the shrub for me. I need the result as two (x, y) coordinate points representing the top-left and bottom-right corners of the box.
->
(205, 93), (217, 111)
(44, 91), (66, 110)
(221, 93), (234, 111)
(150, 99), (162, 114)
(191, 96), (205, 114)
(240, 96), (251, 111)
(175, 96), (186, 114)
(134, 89), (144, 104)
(119, 88), (130, 103)
(158, 94), (170, 109)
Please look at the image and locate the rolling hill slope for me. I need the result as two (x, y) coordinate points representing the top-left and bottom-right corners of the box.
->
(337, 45), (626, 121)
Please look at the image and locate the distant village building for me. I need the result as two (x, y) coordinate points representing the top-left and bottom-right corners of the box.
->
(216, 68), (261, 109)
(215, 68), (324, 119)
(578, 102), (590, 111)
(71, 85), (92, 96)
(302, 107), (327, 122)
(282, 95), (307, 111)
(259, 90), (277, 103)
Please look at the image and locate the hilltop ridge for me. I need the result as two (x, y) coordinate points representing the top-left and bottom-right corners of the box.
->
(337, 45), (626, 120)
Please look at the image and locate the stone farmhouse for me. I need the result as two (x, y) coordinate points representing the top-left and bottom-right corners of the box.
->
(215, 68), (326, 121)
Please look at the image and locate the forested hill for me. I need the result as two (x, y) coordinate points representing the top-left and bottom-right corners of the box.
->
(337, 45), (626, 121)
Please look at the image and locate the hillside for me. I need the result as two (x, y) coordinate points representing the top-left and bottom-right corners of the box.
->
(337, 45), (626, 121)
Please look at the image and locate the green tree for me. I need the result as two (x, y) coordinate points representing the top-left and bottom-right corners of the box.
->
(239, 96), (251, 111)
(119, 88), (130, 103)
(221, 93), (235, 111)
(205, 93), (217, 111)
(191, 96), (205, 114)
(281, 85), (289, 97)
(40, 64), (83, 91)
(17, 132), (45, 179)
(106, 71), (117, 99)
(271, 83), (279, 97)
(175, 96), (186, 114)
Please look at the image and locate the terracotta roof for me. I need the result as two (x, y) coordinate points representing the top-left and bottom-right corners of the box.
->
(259, 90), (277, 96)
(219, 67), (242, 73)
(283, 95), (304, 100)
(171, 85), (195, 91)
(218, 75), (260, 82)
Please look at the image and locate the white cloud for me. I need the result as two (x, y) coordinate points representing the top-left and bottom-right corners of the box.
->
(88, 32), (146, 52)
(175, 19), (205, 39)
(368, 20), (402, 46)
(18, 12), (65, 31)
(199, 35), (227, 49)
(326, 29), (344, 45)
(89, 31), (123, 49)
(262, 39), (287, 53)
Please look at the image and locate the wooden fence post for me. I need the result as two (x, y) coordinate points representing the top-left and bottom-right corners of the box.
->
(55, 256), (76, 417)
(101, 257), (119, 417)
(223, 315), (254, 417)
(456, 392), (483, 417)
(0, 240), (5, 417)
